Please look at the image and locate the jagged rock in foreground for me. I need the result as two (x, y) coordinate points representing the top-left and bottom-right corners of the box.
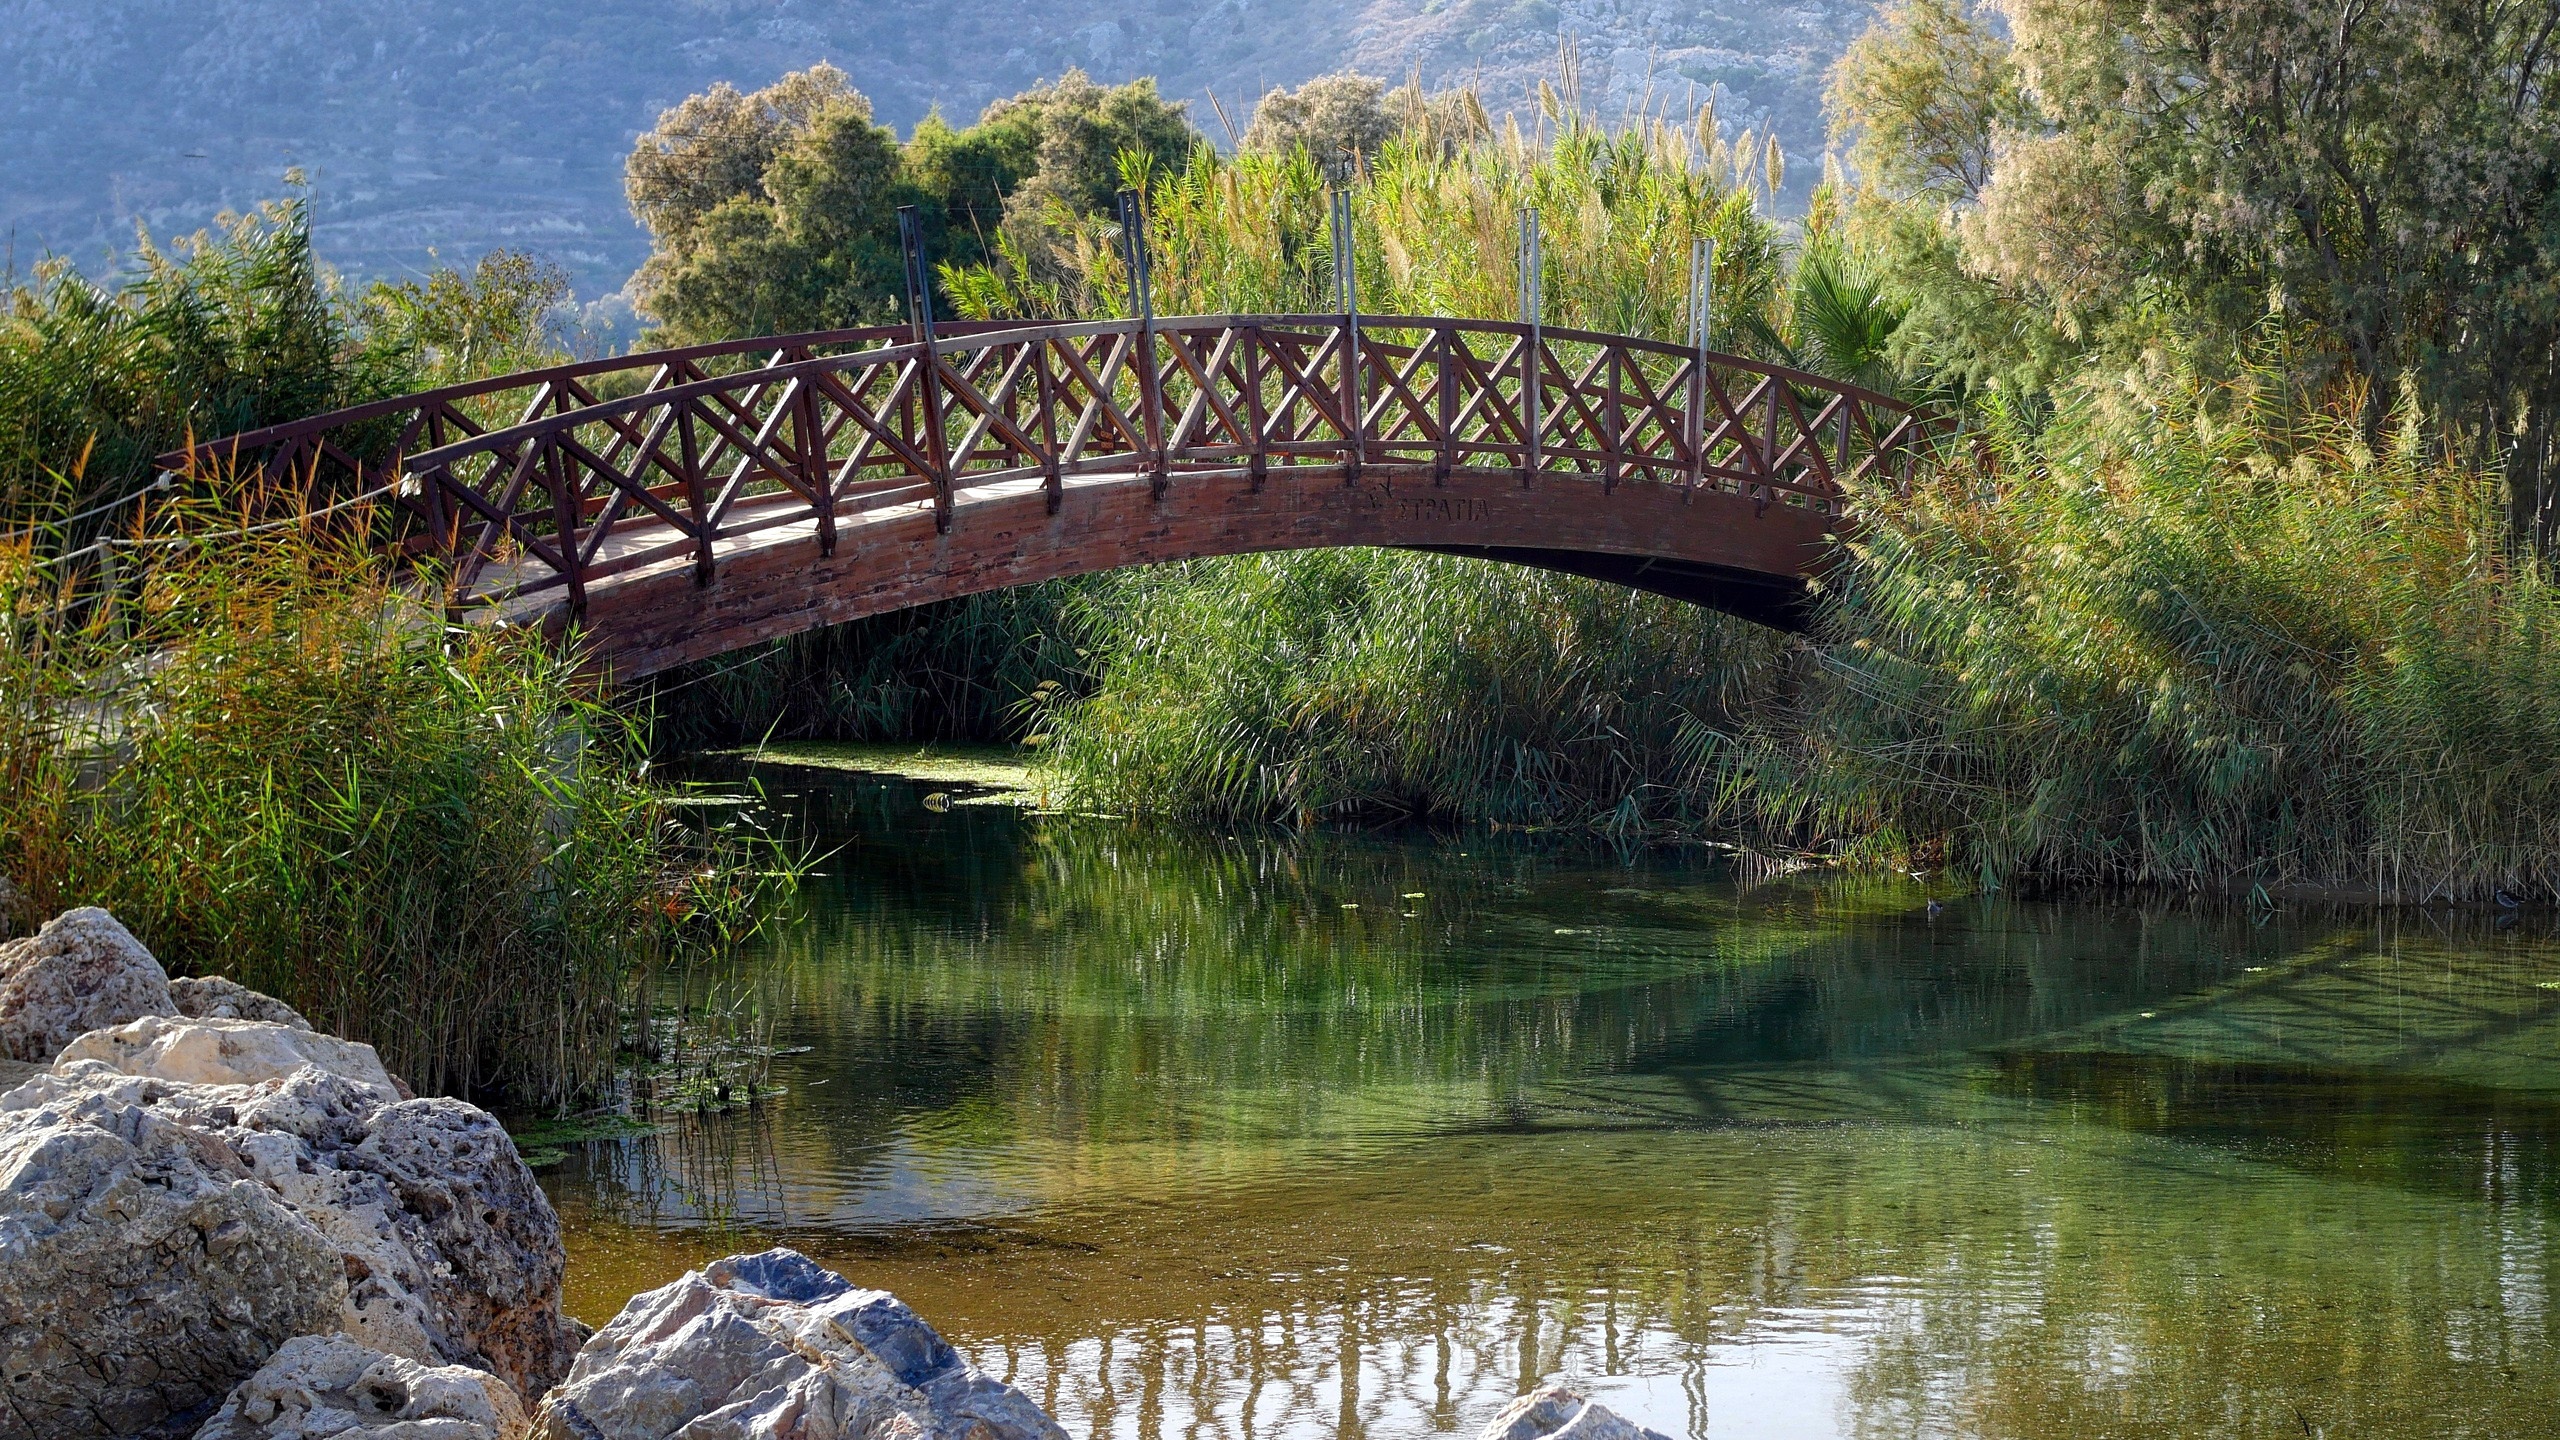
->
(1478, 1384), (1672, 1440)
(0, 1064), (348, 1440)
(536, 1248), (1068, 1440)
(0, 909), (582, 1440)
(173, 974), (314, 1030)
(0, 1058), (579, 1438)
(0, 905), (177, 1060)
(193, 1331), (531, 1440)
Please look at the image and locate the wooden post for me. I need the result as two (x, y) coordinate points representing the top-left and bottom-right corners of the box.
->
(1245, 325), (1269, 491)
(789, 355), (834, 559)
(677, 401), (716, 586)
(1434, 326), (1456, 485)
(1602, 345), (1622, 493)
(545, 439), (586, 617)
(1038, 341), (1063, 516)
(1763, 378), (1783, 484)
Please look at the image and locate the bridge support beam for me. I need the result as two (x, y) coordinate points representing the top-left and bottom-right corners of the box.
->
(555, 464), (1838, 683)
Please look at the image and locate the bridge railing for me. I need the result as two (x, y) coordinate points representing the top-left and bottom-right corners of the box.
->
(159, 315), (1935, 612)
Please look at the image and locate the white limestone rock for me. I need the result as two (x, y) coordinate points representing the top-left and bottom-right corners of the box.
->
(1477, 1384), (1671, 1440)
(0, 1065), (347, 1440)
(534, 1248), (1068, 1440)
(173, 974), (314, 1030)
(0, 906), (176, 1062)
(61, 1015), (399, 1095)
(0, 1056), (583, 1438)
(192, 1331), (532, 1440)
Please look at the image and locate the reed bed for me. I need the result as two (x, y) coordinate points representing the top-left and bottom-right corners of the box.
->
(1033, 551), (1791, 840)
(0, 495), (790, 1104)
(1765, 372), (2560, 901)
(948, 91), (2560, 900)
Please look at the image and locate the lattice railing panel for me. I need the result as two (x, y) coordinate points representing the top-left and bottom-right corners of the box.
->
(162, 315), (1938, 611)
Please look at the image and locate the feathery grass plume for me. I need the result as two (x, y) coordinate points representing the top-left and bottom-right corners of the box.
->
(1758, 361), (2560, 900)
(0, 486), (793, 1104)
(946, 74), (1788, 345)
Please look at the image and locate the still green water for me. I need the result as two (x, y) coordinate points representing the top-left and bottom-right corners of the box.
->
(541, 761), (2560, 1440)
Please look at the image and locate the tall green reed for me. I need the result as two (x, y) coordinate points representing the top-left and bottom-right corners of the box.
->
(1034, 551), (1792, 840)
(0, 496), (790, 1104)
(1759, 368), (2560, 900)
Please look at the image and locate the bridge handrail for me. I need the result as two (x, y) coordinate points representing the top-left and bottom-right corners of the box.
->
(156, 314), (1915, 476)
(156, 312), (1943, 616)
(152, 321), (1001, 470)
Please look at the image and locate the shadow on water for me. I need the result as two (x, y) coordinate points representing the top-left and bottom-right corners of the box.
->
(544, 758), (2560, 1440)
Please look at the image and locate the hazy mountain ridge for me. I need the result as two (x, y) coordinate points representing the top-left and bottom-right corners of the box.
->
(3, 0), (1876, 297)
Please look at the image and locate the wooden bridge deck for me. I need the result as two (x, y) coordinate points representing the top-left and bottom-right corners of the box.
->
(166, 314), (1933, 681)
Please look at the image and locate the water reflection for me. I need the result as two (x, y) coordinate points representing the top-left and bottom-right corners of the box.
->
(544, 766), (2560, 1439)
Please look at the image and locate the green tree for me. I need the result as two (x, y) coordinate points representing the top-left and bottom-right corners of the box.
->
(626, 67), (916, 340)
(1833, 0), (2560, 534)
(358, 250), (570, 386)
(1241, 72), (1400, 172)
(623, 66), (1197, 342)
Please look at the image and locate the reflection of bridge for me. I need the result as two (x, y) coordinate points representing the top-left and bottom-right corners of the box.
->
(165, 315), (1931, 680)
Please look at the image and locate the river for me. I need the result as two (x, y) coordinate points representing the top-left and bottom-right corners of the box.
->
(537, 753), (2560, 1439)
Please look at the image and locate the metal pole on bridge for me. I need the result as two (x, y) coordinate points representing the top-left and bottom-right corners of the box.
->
(897, 205), (937, 344)
(1117, 189), (1168, 493)
(898, 204), (954, 534)
(1517, 207), (1542, 486)
(1330, 187), (1363, 483)
(1686, 235), (1716, 498)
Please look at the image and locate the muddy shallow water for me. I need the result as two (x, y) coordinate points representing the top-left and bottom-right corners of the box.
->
(538, 760), (2560, 1439)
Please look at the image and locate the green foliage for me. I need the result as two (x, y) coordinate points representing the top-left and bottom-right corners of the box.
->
(1239, 72), (1403, 168)
(0, 201), (400, 529)
(1833, 0), (2560, 530)
(1, 197), (568, 541)
(0, 506), (790, 1104)
(950, 88), (1793, 349)
(1761, 369), (2560, 898)
(358, 250), (571, 387)
(1035, 552), (1790, 839)
(647, 582), (1093, 751)
(1827, 0), (2025, 208)
(625, 65), (1196, 343)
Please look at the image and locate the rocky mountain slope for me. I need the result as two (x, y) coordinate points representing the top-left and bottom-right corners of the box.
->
(2, 0), (1879, 297)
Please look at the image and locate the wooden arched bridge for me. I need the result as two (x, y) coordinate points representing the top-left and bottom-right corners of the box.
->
(163, 313), (1931, 680)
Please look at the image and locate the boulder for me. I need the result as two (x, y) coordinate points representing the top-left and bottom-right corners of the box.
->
(1477, 1385), (1670, 1440)
(0, 1054), (583, 1438)
(535, 1248), (1067, 1440)
(346, 1095), (586, 1398)
(192, 1331), (531, 1440)
(62, 1015), (399, 1094)
(0, 906), (177, 1062)
(0, 1065), (347, 1440)
(173, 975), (314, 1031)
